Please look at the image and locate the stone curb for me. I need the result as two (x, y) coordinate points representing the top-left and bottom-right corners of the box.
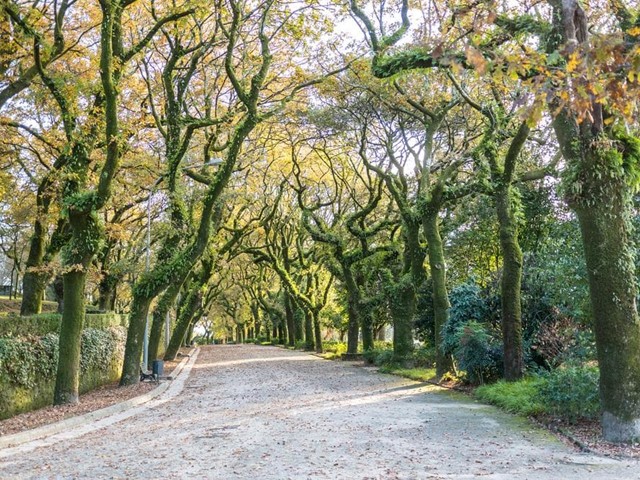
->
(0, 348), (199, 451)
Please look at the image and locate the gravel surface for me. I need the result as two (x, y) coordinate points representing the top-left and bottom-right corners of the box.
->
(1, 344), (639, 479)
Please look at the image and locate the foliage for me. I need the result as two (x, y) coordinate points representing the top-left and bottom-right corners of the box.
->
(475, 377), (546, 416)
(0, 327), (124, 389)
(322, 341), (347, 356)
(383, 367), (437, 382)
(453, 321), (503, 385)
(363, 346), (395, 367)
(440, 281), (493, 356)
(538, 365), (600, 422)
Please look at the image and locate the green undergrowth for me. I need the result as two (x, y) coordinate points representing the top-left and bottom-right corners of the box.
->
(475, 377), (546, 416)
(474, 365), (600, 422)
(380, 366), (438, 383)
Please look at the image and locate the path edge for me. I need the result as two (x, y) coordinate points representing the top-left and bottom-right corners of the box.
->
(0, 348), (198, 450)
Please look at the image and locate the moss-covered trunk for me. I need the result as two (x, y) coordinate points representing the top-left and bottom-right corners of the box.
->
(361, 309), (374, 352)
(495, 187), (523, 381)
(391, 221), (422, 363)
(284, 292), (296, 347)
(165, 292), (200, 361)
(148, 281), (183, 361)
(423, 212), (453, 377)
(120, 294), (153, 384)
(97, 273), (118, 312)
(343, 268), (360, 355)
(304, 311), (314, 350)
(313, 310), (323, 353)
(53, 270), (86, 405)
(21, 270), (47, 316)
(390, 277), (415, 363)
(563, 135), (640, 441)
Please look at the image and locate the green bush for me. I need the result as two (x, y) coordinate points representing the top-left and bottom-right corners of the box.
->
(0, 326), (126, 419)
(441, 282), (492, 356)
(323, 341), (347, 355)
(454, 321), (502, 384)
(413, 345), (436, 368)
(362, 347), (395, 367)
(538, 364), (600, 422)
(475, 377), (546, 416)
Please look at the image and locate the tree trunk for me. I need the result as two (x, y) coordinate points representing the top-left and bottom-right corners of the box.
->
(423, 212), (453, 376)
(495, 187), (523, 381)
(148, 281), (182, 361)
(390, 278), (415, 363)
(562, 136), (640, 441)
(121, 293), (153, 385)
(304, 311), (314, 350)
(53, 270), (86, 405)
(313, 310), (323, 353)
(97, 273), (118, 312)
(284, 292), (296, 346)
(21, 271), (47, 315)
(343, 268), (360, 355)
(361, 310), (374, 352)
(164, 292), (201, 361)
(53, 275), (64, 314)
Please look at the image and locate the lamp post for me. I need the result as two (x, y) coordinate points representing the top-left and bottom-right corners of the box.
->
(141, 158), (223, 374)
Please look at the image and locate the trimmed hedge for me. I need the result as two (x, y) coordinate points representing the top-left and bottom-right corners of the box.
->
(0, 312), (125, 337)
(0, 327), (126, 419)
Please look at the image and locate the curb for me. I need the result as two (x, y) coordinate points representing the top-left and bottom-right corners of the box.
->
(0, 348), (199, 453)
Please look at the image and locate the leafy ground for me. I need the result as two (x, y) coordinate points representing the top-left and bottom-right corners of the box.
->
(0, 297), (58, 315)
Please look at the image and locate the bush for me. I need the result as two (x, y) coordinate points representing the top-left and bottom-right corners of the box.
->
(538, 364), (600, 422)
(363, 347), (395, 367)
(323, 341), (347, 356)
(454, 321), (502, 384)
(0, 327), (126, 419)
(441, 281), (493, 356)
(413, 345), (436, 368)
(475, 377), (546, 416)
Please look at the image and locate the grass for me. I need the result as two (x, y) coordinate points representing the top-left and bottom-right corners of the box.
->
(475, 377), (547, 416)
(380, 366), (438, 383)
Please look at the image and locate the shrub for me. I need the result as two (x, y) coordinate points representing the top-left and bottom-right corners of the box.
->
(323, 341), (347, 356)
(441, 281), (492, 356)
(413, 345), (436, 368)
(538, 364), (600, 422)
(0, 327), (126, 419)
(362, 347), (395, 367)
(454, 321), (502, 384)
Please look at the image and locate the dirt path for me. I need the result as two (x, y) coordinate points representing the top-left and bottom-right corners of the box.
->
(1, 345), (638, 479)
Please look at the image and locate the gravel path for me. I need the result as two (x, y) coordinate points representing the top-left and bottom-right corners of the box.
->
(1, 344), (638, 479)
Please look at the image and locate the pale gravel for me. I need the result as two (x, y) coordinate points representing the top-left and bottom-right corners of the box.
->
(1, 344), (639, 480)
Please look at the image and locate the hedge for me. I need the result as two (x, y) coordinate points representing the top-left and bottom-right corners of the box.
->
(0, 326), (126, 419)
(0, 312), (125, 337)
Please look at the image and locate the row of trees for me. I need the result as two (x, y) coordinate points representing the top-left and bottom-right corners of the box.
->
(2, 0), (640, 442)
